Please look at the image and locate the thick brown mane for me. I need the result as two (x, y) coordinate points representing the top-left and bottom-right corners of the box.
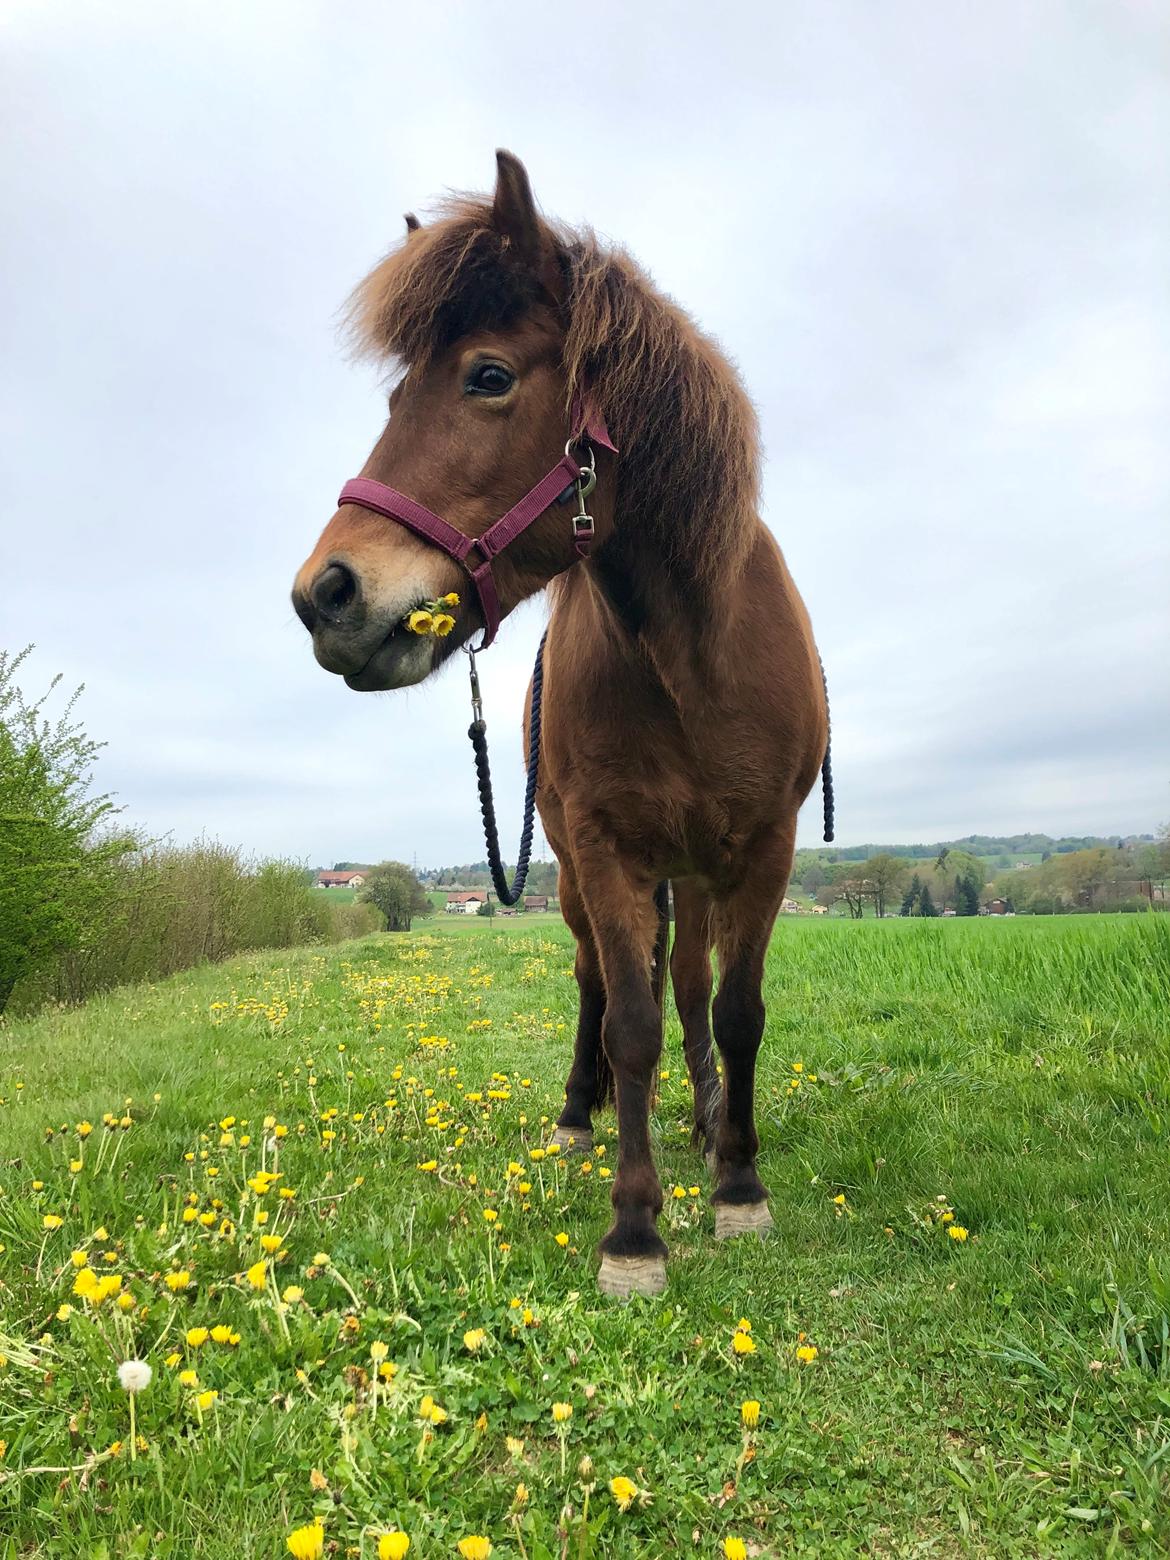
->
(348, 197), (760, 583)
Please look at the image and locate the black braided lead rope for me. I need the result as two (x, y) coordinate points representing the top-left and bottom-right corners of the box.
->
(467, 629), (548, 906)
(819, 652), (835, 843)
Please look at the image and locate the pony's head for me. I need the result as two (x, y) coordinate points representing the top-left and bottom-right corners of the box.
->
(293, 152), (604, 690)
(293, 150), (759, 691)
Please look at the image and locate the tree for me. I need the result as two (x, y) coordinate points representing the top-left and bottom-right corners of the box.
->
(0, 648), (133, 1012)
(801, 861), (828, 898)
(476, 899), (496, 918)
(864, 854), (906, 918)
(359, 861), (432, 931)
(901, 873), (922, 916)
(918, 883), (938, 917)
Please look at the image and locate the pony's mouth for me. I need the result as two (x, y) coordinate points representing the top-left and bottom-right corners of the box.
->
(338, 606), (465, 692)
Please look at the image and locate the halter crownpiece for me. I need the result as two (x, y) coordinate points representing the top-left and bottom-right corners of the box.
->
(336, 394), (615, 650)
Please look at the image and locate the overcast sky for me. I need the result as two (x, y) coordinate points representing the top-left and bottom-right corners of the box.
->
(2, 1), (1167, 869)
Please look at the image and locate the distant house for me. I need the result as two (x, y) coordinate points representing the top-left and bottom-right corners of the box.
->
(446, 890), (490, 914)
(522, 895), (549, 913)
(984, 898), (1010, 916)
(317, 870), (367, 889)
(780, 897), (803, 914)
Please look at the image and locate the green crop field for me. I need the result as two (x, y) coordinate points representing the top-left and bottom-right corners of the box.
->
(0, 915), (1167, 1557)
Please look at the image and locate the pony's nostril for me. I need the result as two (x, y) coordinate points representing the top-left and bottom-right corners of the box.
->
(310, 562), (359, 624)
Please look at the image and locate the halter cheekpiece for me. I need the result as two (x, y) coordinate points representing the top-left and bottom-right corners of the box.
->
(336, 394), (615, 650)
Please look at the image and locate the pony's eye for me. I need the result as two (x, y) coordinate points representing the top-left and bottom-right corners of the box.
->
(466, 363), (515, 396)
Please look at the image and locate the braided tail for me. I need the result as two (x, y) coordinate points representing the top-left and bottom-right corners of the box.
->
(467, 629), (547, 906)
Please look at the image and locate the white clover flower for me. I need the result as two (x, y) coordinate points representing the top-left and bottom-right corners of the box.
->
(117, 1358), (152, 1393)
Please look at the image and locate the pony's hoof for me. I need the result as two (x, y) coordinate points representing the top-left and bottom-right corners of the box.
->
(597, 1254), (668, 1299)
(714, 1201), (774, 1240)
(551, 1125), (592, 1154)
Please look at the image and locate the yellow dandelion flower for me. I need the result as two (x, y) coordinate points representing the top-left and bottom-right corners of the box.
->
(948, 1225), (969, 1241)
(833, 1194), (846, 1206)
(514, 1481), (529, 1505)
(165, 1270), (191, 1292)
(441, 592), (460, 606)
(552, 1401), (573, 1423)
(482, 1208), (498, 1223)
(732, 1332), (756, 1356)
(178, 1368), (199, 1387)
(185, 1327), (209, 1348)
(196, 1389), (218, 1410)
(406, 610), (433, 635)
(42, 1214), (64, 1230)
(210, 1325), (234, 1344)
(378, 1536), (410, 1560)
(456, 1539), (491, 1560)
(56, 1304), (73, 1322)
(70, 1249), (87, 1267)
(164, 1352), (181, 1368)
(431, 613), (456, 637)
(246, 1260), (267, 1290)
(463, 1328), (487, 1352)
(723, 1540), (748, 1560)
(741, 1399), (761, 1428)
(282, 1284), (304, 1304)
(554, 1232), (569, 1248)
(610, 1475), (638, 1511)
(260, 1234), (283, 1253)
(506, 1435), (525, 1458)
(795, 1344), (819, 1364)
(286, 1522), (324, 1560)
(312, 1252), (330, 1267)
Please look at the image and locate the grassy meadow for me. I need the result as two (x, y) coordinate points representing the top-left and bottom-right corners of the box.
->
(0, 914), (1167, 1557)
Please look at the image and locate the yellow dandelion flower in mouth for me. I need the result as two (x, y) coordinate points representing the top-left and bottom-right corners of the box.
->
(378, 1535), (411, 1560)
(456, 1539), (491, 1560)
(741, 1398), (761, 1428)
(552, 1401), (573, 1423)
(610, 1475), (639, 1511)
(406, 609), (433, 635)
(441, 592), (460, 606)
(286, 1522), (325, 1560)
(432, 613), (456, 636)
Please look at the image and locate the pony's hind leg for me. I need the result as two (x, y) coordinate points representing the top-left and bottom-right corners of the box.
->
(552, 862), (607, 1154)
(670, 880), (720, 1157)
(710, 832), (793, 1240)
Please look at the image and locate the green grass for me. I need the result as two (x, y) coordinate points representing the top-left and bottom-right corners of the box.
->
(0, 915), (1167, 1557)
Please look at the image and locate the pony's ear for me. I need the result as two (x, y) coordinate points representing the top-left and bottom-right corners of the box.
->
(404, 212), (421, 235)
(492, 149), (563, 302)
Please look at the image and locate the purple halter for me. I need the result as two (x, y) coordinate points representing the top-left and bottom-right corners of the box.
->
(336, 396), (616, 649)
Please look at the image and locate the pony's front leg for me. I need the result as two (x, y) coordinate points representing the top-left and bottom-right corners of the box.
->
(573, 852), (667, 1298)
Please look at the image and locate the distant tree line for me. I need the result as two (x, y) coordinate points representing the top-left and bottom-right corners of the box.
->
(801, 833), (1168, 918)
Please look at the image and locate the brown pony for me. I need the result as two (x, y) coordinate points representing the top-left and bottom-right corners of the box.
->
(293, 152), (829, 1298)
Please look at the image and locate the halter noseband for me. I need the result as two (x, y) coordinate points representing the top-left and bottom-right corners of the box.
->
(336, 396), (615, 649)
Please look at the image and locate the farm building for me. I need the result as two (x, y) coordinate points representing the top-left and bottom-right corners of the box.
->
(316, 870), (366, 889)
(522, 895), (549, 912)
(445, 891), (492, 914)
